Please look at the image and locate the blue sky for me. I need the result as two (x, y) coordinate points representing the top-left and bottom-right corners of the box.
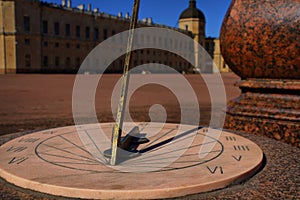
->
(45, 0), (231, 38)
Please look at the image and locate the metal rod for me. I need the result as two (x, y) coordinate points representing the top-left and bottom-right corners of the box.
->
(110, 0), (140, 166)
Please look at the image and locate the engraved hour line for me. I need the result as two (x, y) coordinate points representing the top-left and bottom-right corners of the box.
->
(38, 130), (109, 163)
(139, 122), (149, 132)
(8, 157), (29, 165)
(129, 142), (205, 164)
(128, 149), (223, 165)
(58, 135), (100, 160)
(41, 143), (101, 163)
(207, 166), (224, 174)
(84, 130), (108, 163)
(141, 128), (176, 149)
(48, 161), (104, 166)
(139, 132), (207, 156)
(129, 140), (218, 164)
(37, 152), (101, 164)
(233, 145), (250, 151)
(125, 158), (216, 165)
(140, 128), (199, 154)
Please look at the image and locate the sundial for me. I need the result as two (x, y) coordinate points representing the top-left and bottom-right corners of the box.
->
(0, 123), (263, 199)
(0, 0), (263, 199)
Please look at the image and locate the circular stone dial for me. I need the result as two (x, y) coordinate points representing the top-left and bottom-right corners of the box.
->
(0, 123), (263, 199)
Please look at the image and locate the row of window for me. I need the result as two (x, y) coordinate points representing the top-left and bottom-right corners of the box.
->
(42, 56), (81, 67)
(42, 41), (85, 49)
(24, 38), (92, 50)
(24, 18), (193, 53)
(24, 54), (190, 69)
(42, 20), (112, 40)
(23, 17), (193, 50)
(134, 50), (179, 57)
(24, 16), (113, 40)
(23, 38), (187, 58)
(24, 54), (81, 68)
(42, 20), (103, 40)
(115, 59), (190, 68)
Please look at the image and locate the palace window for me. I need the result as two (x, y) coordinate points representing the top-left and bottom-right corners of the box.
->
(42, 20), (48, 34)
(55, 42), (59, 48)
(65, 24), (71, 36)
(24, 16), (30, 32)
(54, 22), (60, 35)
(43, 56), (48, 67)
(24, 39), (30, 45)
(76, 25), (80, 38)
(103, 29), (108, 40)
(205, 42), (210, 51)
(111, 30), (116, 41)
(25, 54), (31, 67)
(43, 41), (48, 47)
(85, 26), (90, 39)
(66, 57), (71, 66)
(76, 57), (81, 68)
(55, 56), (60, 67)
(94, 28), (99, 40)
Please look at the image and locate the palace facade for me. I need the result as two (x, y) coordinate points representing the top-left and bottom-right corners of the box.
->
(0, 0), (229, 74)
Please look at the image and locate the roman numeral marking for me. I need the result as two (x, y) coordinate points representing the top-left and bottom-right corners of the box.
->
(207, 166), (224, 174)
(233, 145), (249, 151)
(226, 136), (236, 141)
(7, 146), (27, 153)
(19, 138), (40, 143)
(232, 155), (242, 161)
(8, 157), (29, 165)
(42, 130), (55, 135)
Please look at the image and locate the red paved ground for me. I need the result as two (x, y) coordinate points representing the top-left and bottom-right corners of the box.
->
(0, 73), (240, 135)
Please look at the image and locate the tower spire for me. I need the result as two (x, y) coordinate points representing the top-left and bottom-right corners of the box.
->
(189, 0), (196, 8)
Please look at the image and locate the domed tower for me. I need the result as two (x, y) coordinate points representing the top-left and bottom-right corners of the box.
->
(179, 0), (206, 46)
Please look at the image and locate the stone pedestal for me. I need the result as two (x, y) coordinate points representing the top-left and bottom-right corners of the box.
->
(220, 0), (300, 147)
(226, 79), (299, 147)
